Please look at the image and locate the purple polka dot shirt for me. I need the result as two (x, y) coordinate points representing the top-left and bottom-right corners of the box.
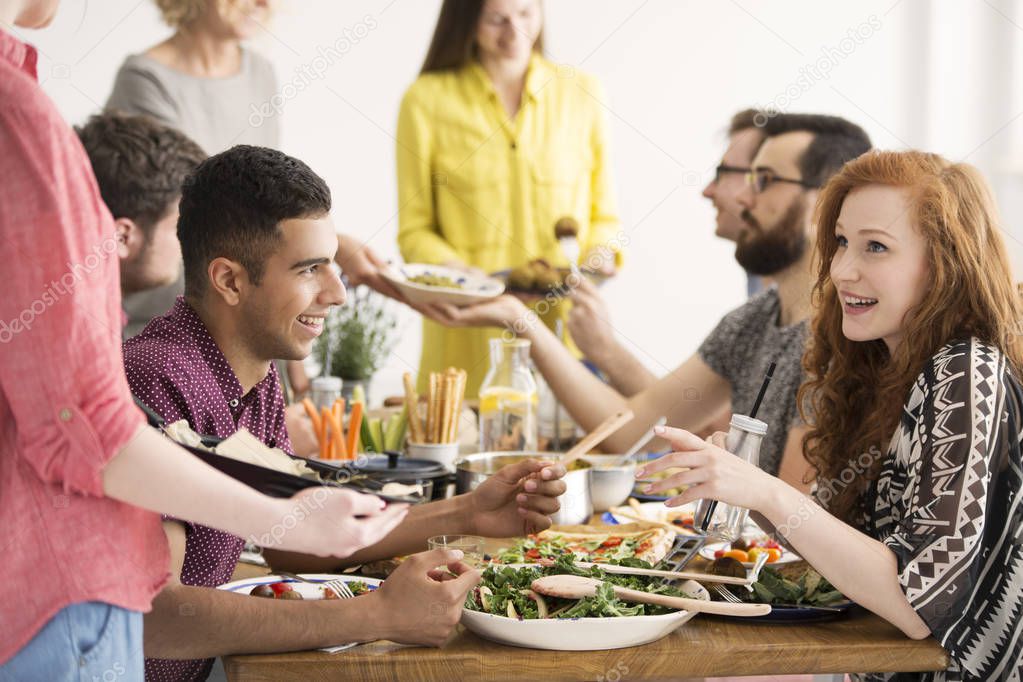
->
(123, 297), (291, 682)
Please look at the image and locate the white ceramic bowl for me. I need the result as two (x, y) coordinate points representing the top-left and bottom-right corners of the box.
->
(460, 566), (709, 651)
(381, 263), (505, 306)
(580, 454), (638, 512)
(406, 441), (461, 472)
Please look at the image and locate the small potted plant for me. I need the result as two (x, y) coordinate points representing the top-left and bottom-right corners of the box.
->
(315, 285), (398, 406)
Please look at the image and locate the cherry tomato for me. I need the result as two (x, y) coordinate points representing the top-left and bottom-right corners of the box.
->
(269, 581), (293, 595)
(713, 549), (725, 559)
(747, 540), (758, 549)
(722, 549), (749, 563)
(525, 548), (541, 560)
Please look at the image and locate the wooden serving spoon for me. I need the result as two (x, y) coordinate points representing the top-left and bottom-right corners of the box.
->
(531, 575), (771, 617)
(565, 561), (754, 586)
(561, 409), (635, 467)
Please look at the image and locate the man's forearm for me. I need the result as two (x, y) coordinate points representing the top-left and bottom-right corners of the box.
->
(266, 494), (472, 573)
(592, 340), (658, 397)
(144, 582), (387, 659)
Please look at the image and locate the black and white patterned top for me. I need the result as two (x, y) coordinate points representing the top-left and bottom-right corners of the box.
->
(698, 287), (808, 476)
(857, 338), (1023, 681)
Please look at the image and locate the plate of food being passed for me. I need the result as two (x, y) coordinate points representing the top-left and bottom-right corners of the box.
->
(381, 263), (505, 306)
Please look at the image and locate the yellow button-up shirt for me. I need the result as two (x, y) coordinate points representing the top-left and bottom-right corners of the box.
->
(397, 54), (621, 394)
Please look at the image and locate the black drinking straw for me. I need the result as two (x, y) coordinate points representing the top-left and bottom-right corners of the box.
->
(699, 362), (777, 532)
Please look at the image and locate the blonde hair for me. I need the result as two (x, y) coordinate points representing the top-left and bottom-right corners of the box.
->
(155, 0), (261, 28)
(154, 0), (207, 27)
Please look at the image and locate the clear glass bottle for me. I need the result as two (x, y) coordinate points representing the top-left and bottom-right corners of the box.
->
(479, 338), (538, 452)
(695, 414), (767, 541)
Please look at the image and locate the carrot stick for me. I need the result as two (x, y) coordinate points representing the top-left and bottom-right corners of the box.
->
(328, 409), (346, 459)
(347, 401), (363, 457)
(319, 406), (332, 460)
(302, 398), (322, 435)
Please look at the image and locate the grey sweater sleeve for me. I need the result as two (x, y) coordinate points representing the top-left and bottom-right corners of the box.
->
(105, 60), (180, 128)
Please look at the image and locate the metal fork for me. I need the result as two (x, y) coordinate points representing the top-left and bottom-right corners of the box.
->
(747, 550), (770, 585)
(324, 578), (356, 600)
(713, 584), (745, 604)
(276, 572), (356, 599)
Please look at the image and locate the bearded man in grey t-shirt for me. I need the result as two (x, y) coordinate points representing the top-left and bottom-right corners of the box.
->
(424, 112), (872, 488)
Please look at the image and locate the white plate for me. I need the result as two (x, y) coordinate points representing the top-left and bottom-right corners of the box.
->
(608, 500), (698, 526)
(381, 263), (505, 306)
(218, 572), (380, 599)
(460, 564), (709, 651)
(218, 573), (381, 653)
(699, 541), (802, 567)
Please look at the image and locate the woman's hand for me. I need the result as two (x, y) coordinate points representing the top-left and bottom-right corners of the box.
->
(636, 425), (780, 513)
(257, 489), (409, 559)
(335, 234), (406, 302)
(567, 276), (616, 364)
(416, 294), (531, 330)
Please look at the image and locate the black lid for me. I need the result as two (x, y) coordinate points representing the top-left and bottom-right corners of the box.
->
(355, 453), (449, 479)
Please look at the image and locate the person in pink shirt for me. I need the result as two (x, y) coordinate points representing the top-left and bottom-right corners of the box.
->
(0, 3), (407, 679)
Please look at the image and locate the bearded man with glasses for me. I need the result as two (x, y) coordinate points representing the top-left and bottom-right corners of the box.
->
(424, 113), (871, 491)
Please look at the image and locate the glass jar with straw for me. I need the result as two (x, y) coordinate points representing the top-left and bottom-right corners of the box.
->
(696, 361), (776, 540)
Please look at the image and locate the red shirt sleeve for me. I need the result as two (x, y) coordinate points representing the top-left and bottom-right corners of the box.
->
(0, 94), (144, 497)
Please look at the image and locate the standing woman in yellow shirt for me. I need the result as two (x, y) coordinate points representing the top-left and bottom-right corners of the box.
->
(397, 0), (622, 394)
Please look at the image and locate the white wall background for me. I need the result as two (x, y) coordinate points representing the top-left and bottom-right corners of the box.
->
(17, 0), (1023, 403)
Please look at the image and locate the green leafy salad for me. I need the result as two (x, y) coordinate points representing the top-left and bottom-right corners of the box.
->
(464, 555), (697, 620)
(738, 566), (845, 606)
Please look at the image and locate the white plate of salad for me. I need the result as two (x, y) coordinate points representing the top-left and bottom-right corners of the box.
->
(461, 557), (709, 650)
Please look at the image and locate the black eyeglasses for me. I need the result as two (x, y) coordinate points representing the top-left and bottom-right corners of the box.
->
(713, 164), (750, 183)
(745, 168), (819, 194)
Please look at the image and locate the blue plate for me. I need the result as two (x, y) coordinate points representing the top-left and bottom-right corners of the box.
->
(722, 600), (857, 623)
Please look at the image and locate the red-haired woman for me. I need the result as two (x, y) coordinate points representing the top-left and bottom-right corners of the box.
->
(640, 150), (1022, 680)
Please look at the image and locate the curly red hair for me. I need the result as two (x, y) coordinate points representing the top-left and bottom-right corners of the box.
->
(799, 150), (1023, 523)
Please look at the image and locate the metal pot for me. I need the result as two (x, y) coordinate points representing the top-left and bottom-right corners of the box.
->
(353, 452), (451, 501)
(454, 451), (593, 525)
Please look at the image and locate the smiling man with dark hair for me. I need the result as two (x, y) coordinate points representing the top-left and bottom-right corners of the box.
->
(122, 145), (568, 682)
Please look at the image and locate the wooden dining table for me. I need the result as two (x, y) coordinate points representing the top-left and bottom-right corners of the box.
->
(222, 519), (950, 681)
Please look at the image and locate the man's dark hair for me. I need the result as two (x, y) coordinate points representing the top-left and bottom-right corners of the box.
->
(76, 111), (206, 233)
(760, 113), (872, 187)
(727, 108), (769, 136)
(178, 145), (332, 298)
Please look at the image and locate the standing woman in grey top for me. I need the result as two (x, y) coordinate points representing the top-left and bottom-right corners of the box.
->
(107, 0), (279, 338)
